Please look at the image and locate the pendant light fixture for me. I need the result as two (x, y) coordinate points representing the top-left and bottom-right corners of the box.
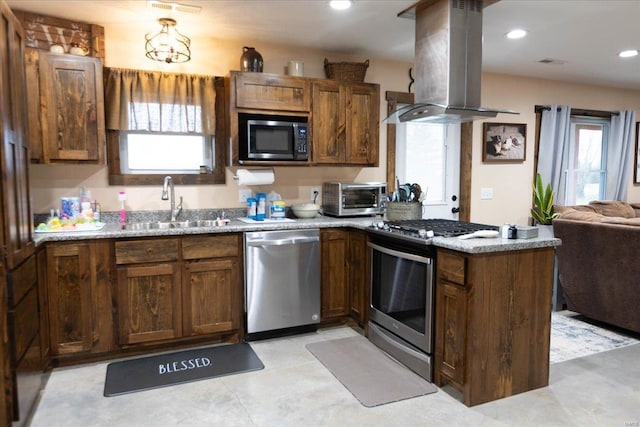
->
(145, 17), (191, 63)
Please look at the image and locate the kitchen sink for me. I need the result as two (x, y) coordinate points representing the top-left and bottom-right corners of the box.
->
(123, 220), (219, 230)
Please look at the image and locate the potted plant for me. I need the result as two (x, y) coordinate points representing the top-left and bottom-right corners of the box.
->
(531, 173), (559, 225)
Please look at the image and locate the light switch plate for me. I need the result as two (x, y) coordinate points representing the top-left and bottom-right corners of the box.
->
(480, 188), (493, 200)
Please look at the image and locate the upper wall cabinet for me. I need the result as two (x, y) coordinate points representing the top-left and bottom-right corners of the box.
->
(312, 80), (379, 165)
(226, 71), (379, 167)
(27, 50), (105, 164)
(234, 72), (311, 112)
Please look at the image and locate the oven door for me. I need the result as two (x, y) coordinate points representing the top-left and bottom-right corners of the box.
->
(368, 240), (434, 353)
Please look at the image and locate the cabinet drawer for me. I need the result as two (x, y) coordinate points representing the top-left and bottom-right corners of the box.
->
(437, 251), (466, 285)
(115, 239), (179, 264)
(182, 234), (240, 260)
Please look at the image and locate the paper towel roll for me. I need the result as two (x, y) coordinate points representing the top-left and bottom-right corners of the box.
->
(235, 168), (275, 186)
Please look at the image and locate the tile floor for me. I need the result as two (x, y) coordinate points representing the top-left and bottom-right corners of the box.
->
(28, 325), (640, 427)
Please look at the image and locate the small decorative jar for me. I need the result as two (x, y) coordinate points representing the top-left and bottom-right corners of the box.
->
(240, 47), (263, 72)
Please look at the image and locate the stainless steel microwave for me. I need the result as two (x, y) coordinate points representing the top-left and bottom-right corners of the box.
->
(238, 113), (309, 162)
(322, 182), (387, 217)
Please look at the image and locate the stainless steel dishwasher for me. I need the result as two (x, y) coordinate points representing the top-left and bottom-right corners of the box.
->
(244, 229), (320, 337)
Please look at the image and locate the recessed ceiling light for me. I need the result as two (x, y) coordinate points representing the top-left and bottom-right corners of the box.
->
(330, 0), (352, 11)
(619, 49), (638, 58)
(505, 29), (527, 40)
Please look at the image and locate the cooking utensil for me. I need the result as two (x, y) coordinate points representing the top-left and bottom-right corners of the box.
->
(410, 183), (422, 200)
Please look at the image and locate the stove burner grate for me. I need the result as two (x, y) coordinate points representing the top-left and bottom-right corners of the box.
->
(385, 218), (499, 238)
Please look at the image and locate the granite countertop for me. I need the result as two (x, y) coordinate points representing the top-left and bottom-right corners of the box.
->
(32, 212), (560, 254)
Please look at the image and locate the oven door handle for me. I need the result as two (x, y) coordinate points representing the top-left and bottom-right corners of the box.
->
(368, 242), (432, 264)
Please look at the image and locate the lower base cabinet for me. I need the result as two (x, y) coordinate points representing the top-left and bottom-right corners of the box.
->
(320, 229), (368, 324)
(45, 241), (113, 357)
(434, 247), (554, 406)
(115, 234), (242, 346)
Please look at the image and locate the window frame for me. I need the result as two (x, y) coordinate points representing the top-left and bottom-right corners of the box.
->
(566, 116), (609, 204)
(106, 76), (226, 185)
(119, 130), (214, 174)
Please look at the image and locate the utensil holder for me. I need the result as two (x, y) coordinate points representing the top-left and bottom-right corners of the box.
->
(386, 202), (422, 221)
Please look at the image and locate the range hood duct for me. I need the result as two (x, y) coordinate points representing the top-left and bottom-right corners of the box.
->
(386, 0), (517, 124)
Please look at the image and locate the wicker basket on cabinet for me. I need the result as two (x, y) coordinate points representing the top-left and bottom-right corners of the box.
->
(324, 58), (369, 82)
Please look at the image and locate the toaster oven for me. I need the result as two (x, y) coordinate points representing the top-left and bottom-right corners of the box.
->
(322, 182), (387, 217)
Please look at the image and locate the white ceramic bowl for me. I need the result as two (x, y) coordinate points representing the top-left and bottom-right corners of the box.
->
(291, 203), (319, 218)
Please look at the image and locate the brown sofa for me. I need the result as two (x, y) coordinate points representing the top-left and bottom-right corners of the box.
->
(553, 200), (640, 334)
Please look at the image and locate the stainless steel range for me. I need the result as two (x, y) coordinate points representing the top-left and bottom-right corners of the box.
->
(367, 218), (498, 382)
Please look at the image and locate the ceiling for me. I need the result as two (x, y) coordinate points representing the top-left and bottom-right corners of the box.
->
(7, 0), (640, 90)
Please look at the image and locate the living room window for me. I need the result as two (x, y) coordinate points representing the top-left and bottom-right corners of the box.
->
(566, 117), (609, 205)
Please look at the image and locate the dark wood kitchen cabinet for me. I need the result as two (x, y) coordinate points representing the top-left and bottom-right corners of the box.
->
(434, 247), (554, 406)
(226, 71), (311, 166)
(347, 230), (368, 325)
(312, 80), (379, 165)
(28, 50), (105, 164)
(116, 234), (243, 345)
(321, 229), (369, 324)
(321, 229), (349, 319)
(233, 71), (311, 112)
(181, 235), (242, 337)
(45, 241), (113, 357)
(115, 238), (182, 345)
(1, 2), (37, 423)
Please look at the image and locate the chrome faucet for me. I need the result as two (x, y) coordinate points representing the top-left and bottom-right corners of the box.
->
(161, 176), (183, 221)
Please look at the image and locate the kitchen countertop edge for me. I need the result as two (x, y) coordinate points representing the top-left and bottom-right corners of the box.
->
(33, 216), (561, 254)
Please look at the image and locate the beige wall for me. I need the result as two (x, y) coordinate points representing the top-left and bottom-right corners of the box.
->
(472, 73), (640, 226)
(30, 21), (640, 227)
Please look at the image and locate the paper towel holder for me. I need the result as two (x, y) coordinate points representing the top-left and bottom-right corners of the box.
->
(233, 167), (276, 186)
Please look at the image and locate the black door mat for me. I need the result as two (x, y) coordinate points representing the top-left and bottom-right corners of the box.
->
(104, 343), (264, 397)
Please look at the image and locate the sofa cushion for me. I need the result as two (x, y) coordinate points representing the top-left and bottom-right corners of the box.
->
(554, 204), (597, 214)
(588, 200), (636, 218)
(600, 216), (640, 226)
(555, 208), (604, 222)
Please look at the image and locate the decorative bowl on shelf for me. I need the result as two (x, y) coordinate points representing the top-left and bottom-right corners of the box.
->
(291, 203), (319, 218)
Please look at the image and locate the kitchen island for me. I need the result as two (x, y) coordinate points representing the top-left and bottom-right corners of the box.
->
(33, 213), (559, 406)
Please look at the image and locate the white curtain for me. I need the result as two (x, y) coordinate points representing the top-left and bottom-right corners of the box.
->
(537, 105), (572, 204)
(607, 110), (637, 200)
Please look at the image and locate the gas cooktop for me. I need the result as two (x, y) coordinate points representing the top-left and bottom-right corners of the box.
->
(369, 218), (499, 241)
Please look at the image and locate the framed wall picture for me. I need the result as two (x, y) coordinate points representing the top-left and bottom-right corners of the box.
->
(482, 122), (527, 163)
(635, 122), (640, 184)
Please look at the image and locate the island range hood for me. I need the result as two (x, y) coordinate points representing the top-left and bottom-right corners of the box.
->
(386, 0), (517, 124)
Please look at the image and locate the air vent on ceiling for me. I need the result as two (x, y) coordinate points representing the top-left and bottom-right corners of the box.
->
(148, 1), (201, 15)
(538, 58), (567, 65)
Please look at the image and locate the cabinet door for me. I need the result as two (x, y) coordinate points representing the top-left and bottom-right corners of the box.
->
(435, 279), (467, 387)
(312, 80), (345, 163)
(183, 258), (240, 336)
(117, 263), (182, 345)
(0, 1), (34, 270)
(38, 52), (105, 163)
(234, 72), (310, 111)
(346, 83), (379, 165)
(46, 243), (93, 355)
(320, 229), (349, 319)
(348, 230), (368, 324)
